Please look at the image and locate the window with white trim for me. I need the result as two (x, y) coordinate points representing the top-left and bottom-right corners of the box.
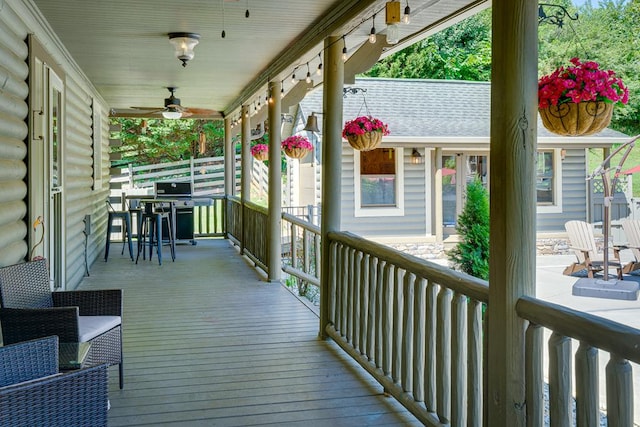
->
(354, 147), (404, 217)
(536, 149), (563, 213)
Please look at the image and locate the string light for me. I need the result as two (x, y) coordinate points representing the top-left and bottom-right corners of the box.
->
(280, 82), (285, 99)
(291, 73), (297, 84)
(306, 62), (312, 83)
(316, 53), (323, 75)
(342, 36), (348, 61)
(403, 1), (411, 24)
(221, 0), (226, 38)
(245, 0), (250, 18)
(369, 14), (377, 43)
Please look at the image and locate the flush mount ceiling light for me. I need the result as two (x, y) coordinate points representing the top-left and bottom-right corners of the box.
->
(168, 32), (200, 67)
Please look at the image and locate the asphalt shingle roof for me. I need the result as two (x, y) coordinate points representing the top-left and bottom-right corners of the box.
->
(299, 77), (626, 139)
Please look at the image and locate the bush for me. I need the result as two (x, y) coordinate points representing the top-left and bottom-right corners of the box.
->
(448, 178), (489, 280)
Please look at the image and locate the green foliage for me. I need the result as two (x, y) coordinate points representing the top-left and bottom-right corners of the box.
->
(111, 118), (226, 167)
(448, 178), (490, 280)
(366, 2), (640, 136)
(365, 9), (492, 81)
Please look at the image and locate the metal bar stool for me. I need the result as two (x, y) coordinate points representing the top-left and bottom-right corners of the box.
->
(104, 200), (134, 261)
(135, 202), (175, 265)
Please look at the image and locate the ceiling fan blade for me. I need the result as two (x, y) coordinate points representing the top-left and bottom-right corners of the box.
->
(130, 106), (164, 112)
(184, 107), (219, 116)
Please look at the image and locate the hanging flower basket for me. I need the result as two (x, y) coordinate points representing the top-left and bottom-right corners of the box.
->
(346, 132), (383, 151)
(538, 58), (628, 137)
(342, 116), (390, 151)
(539, 101), (614, 136)
(250, 144), (268, 161)
(281, 135), (313, 159)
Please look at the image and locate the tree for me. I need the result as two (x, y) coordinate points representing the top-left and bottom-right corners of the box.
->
(448, 178), (490, 280)
(110, 118), (226, 167)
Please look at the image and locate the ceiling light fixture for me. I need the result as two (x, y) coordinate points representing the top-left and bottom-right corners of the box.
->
(162, 107), (182, 119)
(403, 1), (411, 24)
(369, 14), (377, 44)
(168, 32), (201, 67)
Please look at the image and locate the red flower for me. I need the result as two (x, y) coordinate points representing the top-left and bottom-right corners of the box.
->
(342, 116), (390, 138)
(538, 58), (629, 109)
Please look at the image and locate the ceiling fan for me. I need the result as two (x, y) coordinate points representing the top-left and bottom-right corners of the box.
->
(131, 87), (218, 119)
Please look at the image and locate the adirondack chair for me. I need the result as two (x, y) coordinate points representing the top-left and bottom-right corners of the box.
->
(563, 220), (623, 280)
(621, 219), (640, 274)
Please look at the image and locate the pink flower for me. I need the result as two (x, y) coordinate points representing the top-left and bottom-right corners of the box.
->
(342, 115), (390, 138)
(250, 144), (268, 156)
(538, 58), (629, 109)
(281, 135), (313, 150)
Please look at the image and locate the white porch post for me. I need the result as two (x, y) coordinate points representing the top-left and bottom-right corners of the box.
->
(224, 116), (234, 196)
(241, 105), (251, 253)
(267, 80), (282, 282)
(319, 35), (344, 338)
(487, 0), (538, 425)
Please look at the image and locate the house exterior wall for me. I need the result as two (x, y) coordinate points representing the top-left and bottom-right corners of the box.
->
(536, 148), (588, 232)
(338, 143), (591, 241)
(340, 144), (428, 239)
(0, 1), (111, 290)
(0, 3), (31, 266)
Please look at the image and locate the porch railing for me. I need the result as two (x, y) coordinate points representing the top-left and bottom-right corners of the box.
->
(517, 296), (640, 426)
(223, 199), (640, 425)
(193, 196), (226, 238)
(325, 231), (488, 426)
(227, 196), (268, 272)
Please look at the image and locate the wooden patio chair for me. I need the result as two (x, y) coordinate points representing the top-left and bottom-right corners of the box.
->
(0, 259), (124, 389)
(563, 220), (623, 280)
(0, 336), (108, 427)
(620, 219), (640, 274)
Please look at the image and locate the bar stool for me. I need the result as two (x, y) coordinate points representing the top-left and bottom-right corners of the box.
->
(104, 200), (134, 261)
(136, 202), (175, 265)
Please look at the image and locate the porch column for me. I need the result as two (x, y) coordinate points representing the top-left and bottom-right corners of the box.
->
(487, 0), (537, 425)
(224, 117), (234, 196)
(267, 80), (282, 282)
(241, 105), (251, 254)
(319, 35), (344, 338)
(434, 147), (443, 242)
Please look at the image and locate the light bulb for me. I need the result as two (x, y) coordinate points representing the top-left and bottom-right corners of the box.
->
(369, 29), (377, 44)
(291, 74), (296, 84)
(306, 71), (311, 83)
(403, 3), (411, 24)
(317, 63), (322, 76)
(280, 87), (285, 99)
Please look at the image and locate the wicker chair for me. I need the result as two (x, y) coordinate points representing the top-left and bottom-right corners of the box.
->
(0, 259), (124, 388)
(0, 336), (108, 427)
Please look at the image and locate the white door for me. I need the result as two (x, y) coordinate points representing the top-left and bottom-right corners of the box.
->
(48, 69), (65, 289)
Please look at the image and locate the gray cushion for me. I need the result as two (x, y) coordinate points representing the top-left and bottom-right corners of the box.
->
(78, 316), (121, 342)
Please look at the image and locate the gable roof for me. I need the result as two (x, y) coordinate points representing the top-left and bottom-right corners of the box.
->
(298, 77), (627, 141)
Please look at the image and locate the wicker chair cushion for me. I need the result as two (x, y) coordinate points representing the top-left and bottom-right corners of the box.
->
(78, 316), (121, 342)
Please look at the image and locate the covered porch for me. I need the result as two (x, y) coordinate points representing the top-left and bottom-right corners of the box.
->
(84, 238), (420, 426)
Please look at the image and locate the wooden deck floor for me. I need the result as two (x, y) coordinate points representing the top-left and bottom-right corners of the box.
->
(80, 238), (421, 426)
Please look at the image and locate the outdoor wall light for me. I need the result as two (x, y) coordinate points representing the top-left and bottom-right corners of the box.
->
(168, 32), (200, 67)
(386, 1), (401, 45)
(411, 148), (424, 164)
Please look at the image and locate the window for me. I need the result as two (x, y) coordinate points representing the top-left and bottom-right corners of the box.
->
(354, 147), (404, 217)
(536, 149), (563, 213)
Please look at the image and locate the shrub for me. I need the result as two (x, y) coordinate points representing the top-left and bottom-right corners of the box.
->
(447, 178), (489, 280)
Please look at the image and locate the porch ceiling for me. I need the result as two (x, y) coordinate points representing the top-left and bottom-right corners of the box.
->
(31, 0), (487, 120)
